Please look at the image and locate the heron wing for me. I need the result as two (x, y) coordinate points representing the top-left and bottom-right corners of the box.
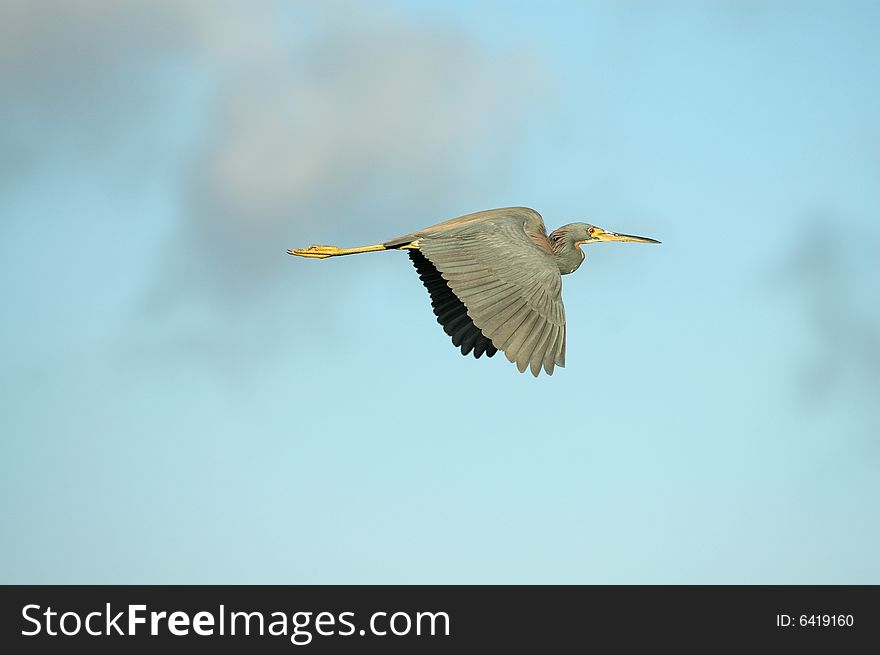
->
(384, 206), (547, 249)
(416, 211), (566, 376)
(409, 249), (498, 360)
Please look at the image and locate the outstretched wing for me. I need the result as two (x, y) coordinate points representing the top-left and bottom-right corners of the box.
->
(415, 210), (566, 376)
(409, 250), (498, 360)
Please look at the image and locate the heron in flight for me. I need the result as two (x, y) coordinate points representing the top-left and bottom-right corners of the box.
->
(289, 207), (659, 376)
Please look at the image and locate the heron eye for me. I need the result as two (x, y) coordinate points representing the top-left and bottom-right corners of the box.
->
(588, 227), (595, 235)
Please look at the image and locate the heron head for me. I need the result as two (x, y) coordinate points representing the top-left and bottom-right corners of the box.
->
(573, 223), (660, 247)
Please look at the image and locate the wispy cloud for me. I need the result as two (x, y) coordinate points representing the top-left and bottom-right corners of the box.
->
(1, 1), (548, 307)
(777, 216), (880, 440)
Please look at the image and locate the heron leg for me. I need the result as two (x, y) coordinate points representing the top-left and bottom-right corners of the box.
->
(287, 243), (387, 259)
(289, 240), (422, 259)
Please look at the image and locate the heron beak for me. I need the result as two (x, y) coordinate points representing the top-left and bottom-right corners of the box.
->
(593, 228), (660, 244)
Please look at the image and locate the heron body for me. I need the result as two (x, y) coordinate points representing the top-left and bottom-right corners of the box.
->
(289, 207), (658, 376)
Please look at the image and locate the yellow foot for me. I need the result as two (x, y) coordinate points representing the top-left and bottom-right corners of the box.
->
(287, 244), (341, 259)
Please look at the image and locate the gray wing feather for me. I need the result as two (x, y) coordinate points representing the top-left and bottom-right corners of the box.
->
(418, 211), (566, 376)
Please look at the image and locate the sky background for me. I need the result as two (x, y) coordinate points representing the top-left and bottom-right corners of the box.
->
(2, 0), (878, 583)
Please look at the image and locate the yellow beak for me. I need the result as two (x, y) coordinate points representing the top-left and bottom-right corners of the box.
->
(593, 228), (660, 244)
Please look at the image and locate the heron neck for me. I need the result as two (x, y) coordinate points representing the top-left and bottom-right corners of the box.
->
(549, 228), (586, 275)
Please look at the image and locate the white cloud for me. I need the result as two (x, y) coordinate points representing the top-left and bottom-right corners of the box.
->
(2, 1), (548, 288)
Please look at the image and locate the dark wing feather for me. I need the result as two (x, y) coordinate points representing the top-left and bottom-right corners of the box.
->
(409, 250), (498, 359)
(416, 210), (566, 376)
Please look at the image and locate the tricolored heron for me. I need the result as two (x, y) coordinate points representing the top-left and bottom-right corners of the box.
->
(289, 207), (659, 376)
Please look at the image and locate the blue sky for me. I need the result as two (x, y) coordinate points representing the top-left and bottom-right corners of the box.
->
(1, 1), (878, 583)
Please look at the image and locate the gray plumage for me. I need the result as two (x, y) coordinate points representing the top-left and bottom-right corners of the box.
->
(289, 206), (659, 377)
(389, 208), (567, 376)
